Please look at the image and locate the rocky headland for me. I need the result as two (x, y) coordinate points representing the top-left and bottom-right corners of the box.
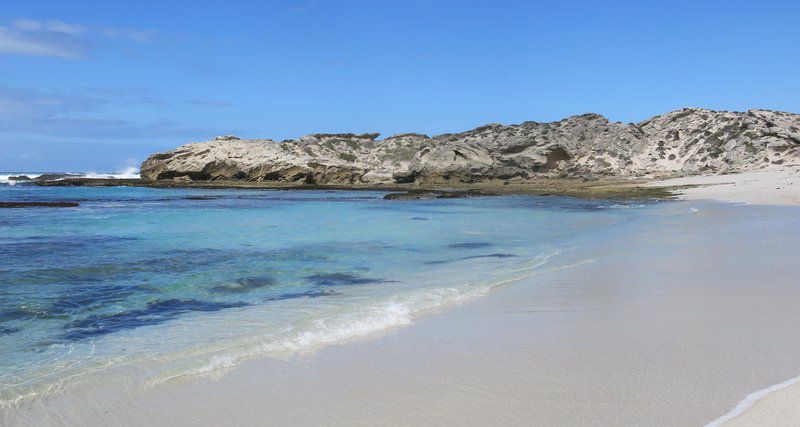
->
(38, 108), (800, 199)
(140, 108), (799, 187)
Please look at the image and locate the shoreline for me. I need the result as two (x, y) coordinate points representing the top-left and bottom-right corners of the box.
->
(707, 373), (800, 426)
(649, 166), (800, 206)
(10, 171), (800, 424)
(5, 198), (800, 425)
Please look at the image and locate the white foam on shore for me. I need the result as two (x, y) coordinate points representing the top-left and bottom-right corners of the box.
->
(156, 253), (578, 384)
(705, 373), (800, 426)
(157, 286), (492, 383)
(0, 251), (586, 410)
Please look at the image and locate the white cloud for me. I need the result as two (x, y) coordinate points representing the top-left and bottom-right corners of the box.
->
(13, 19), (87, 35)
(0, 18), (156, 59)
(0, 25), (85, 58)
(100, 27), (157, 42)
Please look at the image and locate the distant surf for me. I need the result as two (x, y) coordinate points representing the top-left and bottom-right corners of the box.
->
(0, 167), (140, 185)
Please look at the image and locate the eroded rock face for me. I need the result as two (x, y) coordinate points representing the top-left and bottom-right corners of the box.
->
(141, 132), (425, 184)
(141, 108), (800, 184)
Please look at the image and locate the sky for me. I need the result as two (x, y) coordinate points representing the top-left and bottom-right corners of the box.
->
(1, 0), (799, 171)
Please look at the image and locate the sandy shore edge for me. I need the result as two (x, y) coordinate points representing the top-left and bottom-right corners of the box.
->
(649, 166), (800, 206)
(14, 170), (800, 425)
(6, 198), (800, 426)
(709, 374), (800, 426)
(650, 167), (800, 425)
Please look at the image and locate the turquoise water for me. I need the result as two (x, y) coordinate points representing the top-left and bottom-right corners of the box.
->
(0, 182), (653, 406)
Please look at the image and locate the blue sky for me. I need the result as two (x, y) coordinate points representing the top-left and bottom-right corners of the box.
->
(1, 0), (799, 171)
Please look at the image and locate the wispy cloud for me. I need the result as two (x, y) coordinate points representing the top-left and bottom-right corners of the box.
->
(0, 85), (101, 117)
(88, 86), (234, 109)
(0, 22), (87, 58)
(0, 18), (156, 59)
(0, 86), (222, 139)
(184, 99), (235, 107)
(285, 0), (321, 15)
(13, 19), (87, 35)
(99, 27), (157, 42)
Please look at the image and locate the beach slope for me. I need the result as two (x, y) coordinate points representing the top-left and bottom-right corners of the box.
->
(9, 194), (800, 426)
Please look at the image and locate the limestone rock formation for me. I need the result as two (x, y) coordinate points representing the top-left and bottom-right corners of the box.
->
(140, 108), (800, 184)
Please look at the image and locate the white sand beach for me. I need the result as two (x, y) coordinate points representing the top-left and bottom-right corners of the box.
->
(717, 376), (800, 426)
(651, 166), (800, 206)
(4, 1), (799, 424)
(8, 190), (800, 426)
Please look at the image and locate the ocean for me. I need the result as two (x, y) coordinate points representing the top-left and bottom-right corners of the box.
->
(0, 176), (653, 410)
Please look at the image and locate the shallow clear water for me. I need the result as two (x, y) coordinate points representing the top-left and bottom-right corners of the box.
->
(0, 182), (654, 406)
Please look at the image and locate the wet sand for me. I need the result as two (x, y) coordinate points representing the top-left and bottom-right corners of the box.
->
(719, 376), (800, 426)
(9, 199), (800, 426)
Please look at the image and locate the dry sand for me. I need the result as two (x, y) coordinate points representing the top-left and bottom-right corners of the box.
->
(651, 166), (800, 206)
(9, 199), (800, 426)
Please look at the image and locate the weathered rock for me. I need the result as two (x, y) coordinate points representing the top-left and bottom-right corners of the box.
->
(214, 135), (241, 141)
(0, 201), (80, 208)
(141, 108), (800, 184)
(141, 132), (424, 184)
(35, 173), (82, 181)
(8, 175), (32, 181)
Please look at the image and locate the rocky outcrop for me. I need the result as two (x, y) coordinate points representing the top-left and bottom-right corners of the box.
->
(141, 132), (423, 184)
(35, 173), (82, 181)
(141, 108), (800, 184)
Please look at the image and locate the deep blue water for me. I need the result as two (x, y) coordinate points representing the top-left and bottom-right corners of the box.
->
(0, 181), (653, 405)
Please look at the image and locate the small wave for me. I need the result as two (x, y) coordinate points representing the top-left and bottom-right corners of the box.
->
(705, 373), (800, 427)
(157, 300), (415, 382)
(0, 250), (592, 408)
(155, 251), (584, 384)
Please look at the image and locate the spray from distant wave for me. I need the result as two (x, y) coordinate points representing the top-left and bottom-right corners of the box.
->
(0, 167), (140, 185)
(81, 166), (140, 179)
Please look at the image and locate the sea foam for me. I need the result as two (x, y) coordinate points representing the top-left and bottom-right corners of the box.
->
(156, 252), (572, 384)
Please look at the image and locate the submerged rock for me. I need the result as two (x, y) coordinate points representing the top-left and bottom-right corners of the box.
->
(140, 108), (800, 184)
(383, 190), (479, 200)
(210, 276), (277, 294)
(0, 202), (80, 208)
(304, 273), (385, 286)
